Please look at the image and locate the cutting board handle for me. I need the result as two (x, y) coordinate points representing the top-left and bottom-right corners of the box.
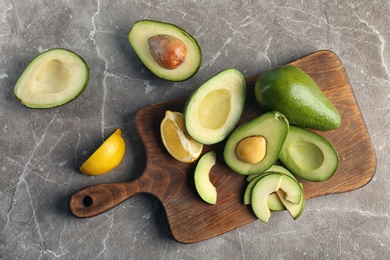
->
(69, 180), (143, 218)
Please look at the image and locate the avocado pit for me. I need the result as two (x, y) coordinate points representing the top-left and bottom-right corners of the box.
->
(236, 135), (267, 164)
(148, 34), (187, 70)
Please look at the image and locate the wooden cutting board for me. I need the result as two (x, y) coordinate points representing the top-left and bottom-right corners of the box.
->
(69, 50), (376, 244)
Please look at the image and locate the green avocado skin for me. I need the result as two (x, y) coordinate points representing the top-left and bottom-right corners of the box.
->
(254, 65), (341, 130)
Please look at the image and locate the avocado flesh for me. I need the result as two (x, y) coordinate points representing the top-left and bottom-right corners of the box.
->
(267, 193), (286, 211)
(184, 68), (246, 145)
(128, 20), (201, 81)
(194, 151), (217, 205)
(276, 183), (305, 220)
(279, 126), (339, 182)
(254, 65), (341, 130)
(251, 174), (283, 223)
(14, 48), (89, 109)
(223, 111), (289, 175)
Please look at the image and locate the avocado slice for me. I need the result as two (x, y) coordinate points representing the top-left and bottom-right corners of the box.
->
(184, 68), (246, 145)
(194, 151), (217, 205)
(279, 126), (339, 182)
(223, 111), (289, 175)
(14, 48), (89, 109)
(251, 173), (282, 223)
(254, 65), (341, 130)
(276, 183), (305, 220)
(128, 20), (201, 82)
(267, 192), (286, 212)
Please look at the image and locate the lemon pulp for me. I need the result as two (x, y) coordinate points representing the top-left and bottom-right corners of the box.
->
(160, 110), (203, 163)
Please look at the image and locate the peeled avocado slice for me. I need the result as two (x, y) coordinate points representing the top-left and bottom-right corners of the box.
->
(128, 20), (201, 81)
(276, 183), (305, 220)
(267, 193), (286, 212)
(279, 126), (339, 182)
(251, 174), (282, 223)
(14, 48), (89, 109)
(184, 68), (246, 145)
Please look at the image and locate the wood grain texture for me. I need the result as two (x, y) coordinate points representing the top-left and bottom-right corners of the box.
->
(69, 50), (376, 244)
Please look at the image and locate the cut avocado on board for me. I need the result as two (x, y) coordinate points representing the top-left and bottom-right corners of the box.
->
(184, 68), (246, 145)
(128, 20), (202, 82)
(194, 151), (218, 205)
(14, 48), (89, 109)
(279, 126), (339, 182)
(223, 111), (289, 175)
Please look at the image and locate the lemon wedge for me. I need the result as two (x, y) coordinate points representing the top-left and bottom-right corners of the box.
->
(160, 110), (203, 163)
(80, 128), (125, 176)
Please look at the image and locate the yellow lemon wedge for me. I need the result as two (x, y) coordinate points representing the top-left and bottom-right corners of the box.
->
(80, 128), (126, 176)
(160, 110), (203, 163)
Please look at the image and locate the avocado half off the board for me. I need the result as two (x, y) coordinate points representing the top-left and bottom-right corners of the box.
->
(128, 20), (202, 82)
(14, 48), (89, 109)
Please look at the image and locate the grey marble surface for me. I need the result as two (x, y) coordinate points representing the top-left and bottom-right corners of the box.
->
(1, 0), (389, 259)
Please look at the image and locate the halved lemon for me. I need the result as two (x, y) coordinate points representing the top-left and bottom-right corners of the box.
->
(160, 110), (203, 163)
(80, 128), (126, 176)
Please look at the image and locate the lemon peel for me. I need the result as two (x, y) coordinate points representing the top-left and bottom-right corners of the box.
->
(80, 128), (125, 176)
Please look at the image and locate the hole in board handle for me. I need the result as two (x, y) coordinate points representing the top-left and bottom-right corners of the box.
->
(82, 196), (93, 207)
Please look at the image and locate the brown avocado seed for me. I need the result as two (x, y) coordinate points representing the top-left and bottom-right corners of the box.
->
(148, 34), (187, 70)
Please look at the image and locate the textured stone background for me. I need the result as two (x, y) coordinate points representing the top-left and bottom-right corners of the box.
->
(1, 0), (389, 259)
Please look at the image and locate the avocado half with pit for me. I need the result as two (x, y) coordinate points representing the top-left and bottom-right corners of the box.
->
(128, 20), (201, 81)
(184, 68), (246, 145)
(223, 111), (289, 175)
(14, 48), (89, 109)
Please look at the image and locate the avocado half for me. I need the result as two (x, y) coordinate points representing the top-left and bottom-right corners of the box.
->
(14, 48), (89, 109)
(128, 20), (202, 82)
(279, 126), (339, 182)
(223, 111), (289, 175)
(184, 68), (246, 145)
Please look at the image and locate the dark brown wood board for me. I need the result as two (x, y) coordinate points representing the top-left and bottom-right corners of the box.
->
(69, 50), (376, 244)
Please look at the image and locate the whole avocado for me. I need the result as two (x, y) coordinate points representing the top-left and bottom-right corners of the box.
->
(254, 65), (341, 130)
